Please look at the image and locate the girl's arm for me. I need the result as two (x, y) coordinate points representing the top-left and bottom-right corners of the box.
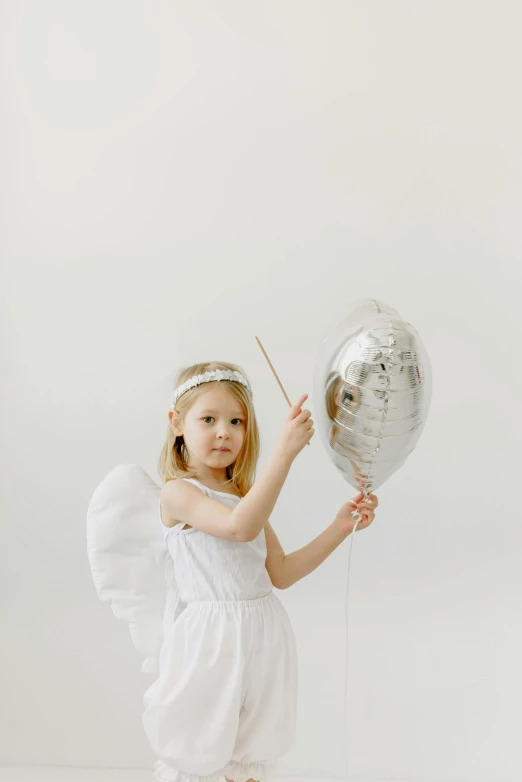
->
(162, 447), (295, 542)
(278, 494), (377, 588)
(278, 517), (352, 589)
(232, 446), (294, 541)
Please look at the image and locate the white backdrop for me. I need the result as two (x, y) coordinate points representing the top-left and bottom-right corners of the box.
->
(2, 2), (522, 781)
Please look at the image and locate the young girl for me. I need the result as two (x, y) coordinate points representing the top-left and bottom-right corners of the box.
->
(87, 361), (377, 782)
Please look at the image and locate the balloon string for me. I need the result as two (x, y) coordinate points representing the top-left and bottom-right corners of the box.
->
(343, 495), (369, 779)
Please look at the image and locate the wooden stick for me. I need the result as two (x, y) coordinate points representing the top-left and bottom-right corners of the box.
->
(255, 336), (310, 445)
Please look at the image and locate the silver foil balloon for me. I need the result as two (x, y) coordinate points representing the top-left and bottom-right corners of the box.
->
(314, 298), (432, 495)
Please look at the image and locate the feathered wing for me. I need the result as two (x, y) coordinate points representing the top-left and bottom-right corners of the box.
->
(86, 463), (181, 674)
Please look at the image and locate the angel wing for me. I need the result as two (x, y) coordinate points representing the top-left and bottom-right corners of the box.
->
(86, 463), (183, 674)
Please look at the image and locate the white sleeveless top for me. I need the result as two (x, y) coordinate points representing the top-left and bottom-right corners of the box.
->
(159, 477), (273, 603)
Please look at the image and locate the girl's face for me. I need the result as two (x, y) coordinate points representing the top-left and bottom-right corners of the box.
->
(173, 383), (246, 476)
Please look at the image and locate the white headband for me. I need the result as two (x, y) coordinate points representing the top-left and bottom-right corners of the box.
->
(171, 369), (252, 409)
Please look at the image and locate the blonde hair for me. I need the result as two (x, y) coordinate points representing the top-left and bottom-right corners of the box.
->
(158, 361), (260, 497)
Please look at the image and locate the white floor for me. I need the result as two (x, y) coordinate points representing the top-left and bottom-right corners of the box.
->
(0, 770), (332, 782)
(0, 772), (154, 782)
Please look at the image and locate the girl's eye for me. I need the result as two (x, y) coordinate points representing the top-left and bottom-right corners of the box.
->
(202, 417), (243, 425)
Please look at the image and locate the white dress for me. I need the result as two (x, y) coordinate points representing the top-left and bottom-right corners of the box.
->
(141, 478), (299, 782)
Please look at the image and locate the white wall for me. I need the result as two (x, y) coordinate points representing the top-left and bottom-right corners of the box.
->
(2, 2), (521, 780)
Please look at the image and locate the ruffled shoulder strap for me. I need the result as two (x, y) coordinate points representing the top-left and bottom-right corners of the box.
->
(86, 464), (181, 675)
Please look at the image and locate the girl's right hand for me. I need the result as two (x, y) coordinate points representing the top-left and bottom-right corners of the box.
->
(276, 394), (315, 460)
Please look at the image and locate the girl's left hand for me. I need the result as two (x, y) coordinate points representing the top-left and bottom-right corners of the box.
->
(335, 492), (379, 534)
